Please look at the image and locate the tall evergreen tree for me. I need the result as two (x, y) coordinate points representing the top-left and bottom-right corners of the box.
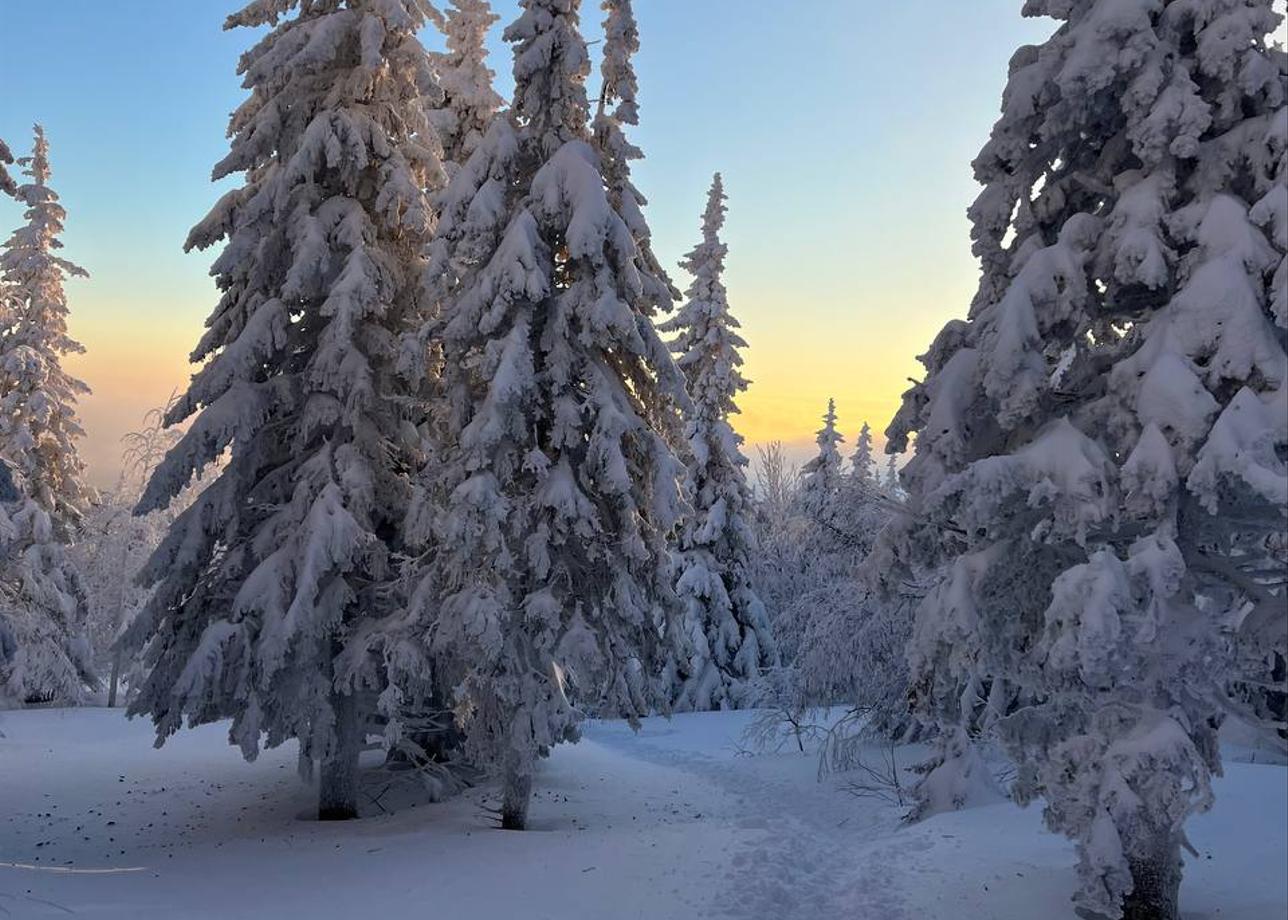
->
(799, 397), (844, 520)
(850, 421), (875, 485)
(659, 174), (777, 712)
(0, 126), (93, 530)
(883, 452), (900, 493)
(428, 0), (504, 174)
(0, 125), (95, 705)
(126, 0), (446, 821)
(882, 3), (1287, 918)
(412, 0), (687, 830)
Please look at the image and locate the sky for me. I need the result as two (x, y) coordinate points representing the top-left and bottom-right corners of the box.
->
(0, 1), (1053, 488)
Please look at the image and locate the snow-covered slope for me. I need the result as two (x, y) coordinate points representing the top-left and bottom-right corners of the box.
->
(0, 708), (1282, 919)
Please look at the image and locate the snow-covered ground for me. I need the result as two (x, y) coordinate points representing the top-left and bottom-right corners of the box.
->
(1, 708), (1283, 919)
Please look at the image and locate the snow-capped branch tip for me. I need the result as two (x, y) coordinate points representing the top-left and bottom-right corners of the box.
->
(597, 0), (640, 122)
(429, 0), (504, 169)
(702, 172), (726, 240)
(504, 0), (593, 154)
(225, 0), (443, 32)
(424, 0), (447, 31)
(18, 124), (53, 188)
(5, 125), (90, 281)
(818, 398), (838, 440)
(0, 136), (14, 197)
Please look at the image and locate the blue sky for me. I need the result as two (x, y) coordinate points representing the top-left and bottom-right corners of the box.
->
(0, 1), (1052, 484)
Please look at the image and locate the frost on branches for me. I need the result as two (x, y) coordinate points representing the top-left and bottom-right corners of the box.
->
(428, 0), (503, 173)
(759, 403), (854, 669)
(75, 402), (193, 709)
(0, 126), (95, 706)
(802, 421), (913, 734)
(126, 0), (446, 822)
(0, 463), (94, 706)
(882, 3), (1287, 918)
(413, 0), (687, 830)
(659, 174), (777, 712)
(749, 404), (911, 742)
(776, 399), (861, 675)
(0, 136), (15, 198)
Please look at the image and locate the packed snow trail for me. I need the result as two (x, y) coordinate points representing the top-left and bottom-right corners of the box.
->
(586, 716), (916, 918)
(1, 708), (1284, 919)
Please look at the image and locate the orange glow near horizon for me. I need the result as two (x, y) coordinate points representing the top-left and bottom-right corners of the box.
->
(64, 312), (196, 489)
(61, 258), (965, 489)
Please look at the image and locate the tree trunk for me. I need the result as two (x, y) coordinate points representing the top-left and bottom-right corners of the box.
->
(1121, 834), (1182, 920)
(500, 753), (532, 831)
(108, 533), (130, 708)
(317, 690), (361, 821)
(106, 650), (122, 708)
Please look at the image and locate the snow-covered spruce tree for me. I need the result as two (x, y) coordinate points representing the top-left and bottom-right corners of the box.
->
(883, 452), (901, 494)
(428, 0), (503, 174)
(799, 398), (845, 520)
(881, 3), (1287, 918)
(658, 174), (777, 712)
(0, 125), (95, 705)
(413, 0), (687, 830)
(395, 0), (504, 771)
(840, 421), (895, 542)
(835, 416), (888, 554)
(0, 470), (95, 705)
(127, 0), (445, 821)
(0, 126), (93, 532)
(850, 421), (876, 486)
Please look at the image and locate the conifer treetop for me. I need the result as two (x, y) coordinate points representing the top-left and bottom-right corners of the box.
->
(429, 0), (504, 169)
(663, 173), (744, 424)
(804, 399), (844, 474)
(799, 397), (845, 519)
(0, 124), (92, 529)
(597, 0), (639, 126)
(505, 0), (591, 157)
(851, 421), (874, 484)
(592, 0), (677, 312)
(687, 172), (727, 263)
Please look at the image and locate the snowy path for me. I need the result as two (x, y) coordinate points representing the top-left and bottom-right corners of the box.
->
(1, 708), (1284, 919)
(585, 717), (917, 918)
